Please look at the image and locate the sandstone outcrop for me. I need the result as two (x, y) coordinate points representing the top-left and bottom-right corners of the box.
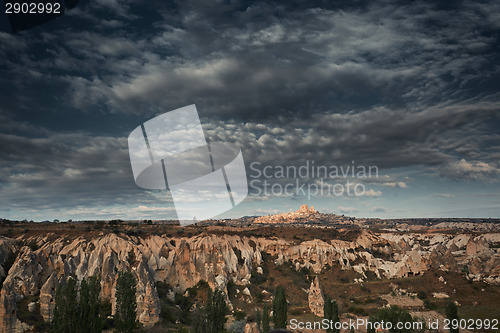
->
(244, 322), (260, 333)
(466, 236), (489, 257)
(308, 276), (324, 317)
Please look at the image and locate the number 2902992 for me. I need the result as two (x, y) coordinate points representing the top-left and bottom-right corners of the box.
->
(5, 2), (62, 14)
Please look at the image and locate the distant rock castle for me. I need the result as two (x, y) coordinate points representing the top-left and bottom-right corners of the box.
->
(253, 204), (318, 224)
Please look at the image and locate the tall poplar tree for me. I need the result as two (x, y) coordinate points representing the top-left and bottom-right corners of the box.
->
(324, 297), (339, 333)
(272, 286), (287, 329)
(114, 271), (138, 333)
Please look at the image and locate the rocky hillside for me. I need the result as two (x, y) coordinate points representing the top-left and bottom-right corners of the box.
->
(0, 226), (499, 332)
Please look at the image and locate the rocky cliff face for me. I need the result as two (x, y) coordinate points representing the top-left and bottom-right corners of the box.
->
(0, 234), (162, 333)
(0, 230), (498, 332)
(0, 237), (15, 283)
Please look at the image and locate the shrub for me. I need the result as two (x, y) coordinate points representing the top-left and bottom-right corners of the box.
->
(16, 296), (48, 331)
(367, 306), (423, 333)
(234, 310), (246, 321)
(347, 305), (366, 316)
(228, 320), (246, 333)
(27, 241), (39, 251)
(423, 299), (436, 310)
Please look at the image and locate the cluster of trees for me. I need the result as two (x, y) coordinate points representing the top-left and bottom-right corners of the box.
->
(247, 286), (287, 333)
(192, 288), (228, 333)
(251, 285), (287, 333)
(52, 271), (138, 333)
(53, 276), (101, 333)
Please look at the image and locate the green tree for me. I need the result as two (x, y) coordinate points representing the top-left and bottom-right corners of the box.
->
(190, 288), (227, 333)
(445, 301), (459, 333)
(78, 276), (102, 333)
(190, 307), (205, 333)
(100, 299), (114, 330)
(272, 286), (287, 329)
(53, 276), (103, 333)
(324, 297), (339, 333)
(115, 271), (138, 333)
(255, 310), (262, 332)
(262, 304), (270, 333)
(205, 288), (228, 333)
(53, 278), (78, 333)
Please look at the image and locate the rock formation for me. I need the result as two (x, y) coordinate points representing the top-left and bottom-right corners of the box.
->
(308, 276), (325, 317)
(0, 228), (498, 332)
(244, 322), (260, 333)
(466, 236), (489, 257)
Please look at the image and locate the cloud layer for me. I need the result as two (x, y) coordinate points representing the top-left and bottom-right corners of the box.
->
(0, 0), (499, 219)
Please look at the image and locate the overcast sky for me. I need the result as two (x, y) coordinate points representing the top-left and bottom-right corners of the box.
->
(0, 0), (499, 221)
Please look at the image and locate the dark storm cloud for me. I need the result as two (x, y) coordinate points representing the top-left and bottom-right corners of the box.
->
(105, 0), (499, 119)
(0, 0), (499, 216)
(4, 0), (499, 120)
